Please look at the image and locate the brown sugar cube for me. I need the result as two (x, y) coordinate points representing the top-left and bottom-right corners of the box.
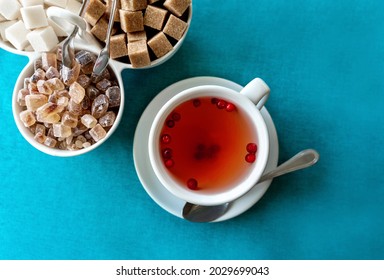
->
(119, 10), (144, 33)
(144, 5), (168, 31)
(164, 0), (191, 17)
(121, 0), (147, 11)
(128, 39), (151, 68)
(163, 14), (188, 40)
(91, 16), (118, 42)
(147, 31), (173, 58)
(84, 0), (107, 26)
(148, 0), (160, 3)
(106, 0), (121, 22)
(110, 34), (128, 59)
(127, 31), (147, 42)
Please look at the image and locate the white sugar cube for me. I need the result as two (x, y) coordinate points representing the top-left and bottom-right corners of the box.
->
(0, 14), (6, 22)
(21, 5), (48, 30)
(0, 0), (21, 20)
(5, 20), (30, 50)
(66, 0), (81, 14)
(44, 0), (68, 8)
(27, 26), (59, 52)
(20, 0), (44, 6)
(0, 20), (17, 41)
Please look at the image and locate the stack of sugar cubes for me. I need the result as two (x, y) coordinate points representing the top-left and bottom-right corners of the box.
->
(84, 0), (191, 68)
(0, 0), (82, 52)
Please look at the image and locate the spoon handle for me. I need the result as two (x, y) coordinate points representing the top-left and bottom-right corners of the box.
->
(105, 0), (118, 50)
(260, 149), (319, 182)
(92, 0), (118, 76)
(61, 0), (87, 68)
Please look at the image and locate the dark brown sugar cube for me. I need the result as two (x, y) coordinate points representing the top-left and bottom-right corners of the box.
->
(121, 0), (147, 11)
(144, 5), (168, 31)
(91, 16), (117, 42)
(119, 10), (144, 33)
(147, 31), (173, 58)
(127, 31), (147, 42)
(106, 0), (121, 22)
(110, 34), (128, 59)
(163, 14), (187, 40)
(164, 0), (191, 17)
(84, 0), (107, 26)
(128, 39), (151, 68)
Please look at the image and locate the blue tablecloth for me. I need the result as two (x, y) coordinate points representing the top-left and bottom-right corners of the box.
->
(1, 0), (383, 260)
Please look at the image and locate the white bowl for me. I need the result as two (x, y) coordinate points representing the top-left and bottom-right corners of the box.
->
(46, 4), (193, 70)
(12, 45), (125, 157)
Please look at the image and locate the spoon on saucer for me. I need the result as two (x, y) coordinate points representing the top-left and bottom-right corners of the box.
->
(92, 0), (118, 76)
(182, 149), (320, 223)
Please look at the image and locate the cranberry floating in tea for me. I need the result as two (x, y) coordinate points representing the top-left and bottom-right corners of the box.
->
(159, 97), (259, 192)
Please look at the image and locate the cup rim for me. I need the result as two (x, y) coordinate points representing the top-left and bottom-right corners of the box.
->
(148, 85), (270, 206)
(12, 46), (125, 157)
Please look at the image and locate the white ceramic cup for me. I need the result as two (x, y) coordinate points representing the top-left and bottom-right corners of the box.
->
(148, 78), (271, 206)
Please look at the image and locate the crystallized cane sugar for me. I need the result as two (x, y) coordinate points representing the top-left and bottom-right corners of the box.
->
(106, 86), (121, 108)
(20, 110), (36, 127)
(81, 114), (98, 129)
(89, 124), (107, 142)
(17, 49), (121, 151)
(41, 52), (57, 70)
(99, 111), (116, 128)
(25, 94), (48, 111)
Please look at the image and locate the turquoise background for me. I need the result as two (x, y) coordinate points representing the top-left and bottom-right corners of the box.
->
(1, 0), (383, 259)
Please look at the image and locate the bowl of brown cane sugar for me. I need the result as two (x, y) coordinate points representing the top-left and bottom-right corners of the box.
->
(83, 0), (192, 69)
(12, 46), (124, 157)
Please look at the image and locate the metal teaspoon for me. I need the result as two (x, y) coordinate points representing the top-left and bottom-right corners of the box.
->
(92, 0), (118, 76)
(182, 149), (320, 223)
(61, 0), (87, 68)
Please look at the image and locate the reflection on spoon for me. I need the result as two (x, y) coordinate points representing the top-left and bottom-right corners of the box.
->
(182, 149), (319, 223)
(61, 0), (87, 68)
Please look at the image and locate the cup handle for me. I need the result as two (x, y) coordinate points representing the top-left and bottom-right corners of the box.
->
(240, 78), (270, 110)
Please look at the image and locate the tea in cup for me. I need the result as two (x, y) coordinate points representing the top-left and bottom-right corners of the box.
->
(148, 78), (271, 206)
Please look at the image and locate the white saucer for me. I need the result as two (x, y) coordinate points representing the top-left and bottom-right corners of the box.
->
(133, 77), (279, 222)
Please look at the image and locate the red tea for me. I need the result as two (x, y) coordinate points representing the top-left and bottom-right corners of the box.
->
(159, 97), (259, 192)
